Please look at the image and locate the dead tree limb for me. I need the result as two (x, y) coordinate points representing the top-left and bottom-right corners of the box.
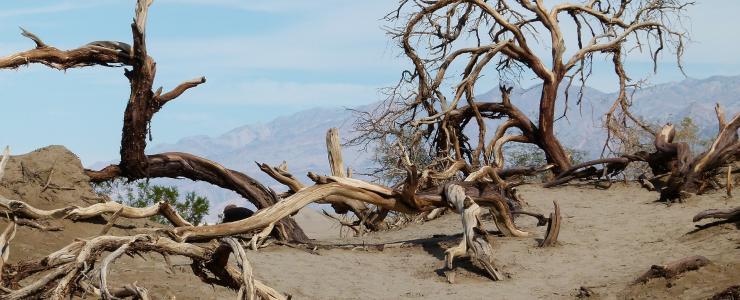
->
(98, 237), (149, 300)
(0, 196), (192, 227)
(1, 234), (287, 300)
(632, 255), (711, 285)
(444, 184), (502, 283)
(0, 147), (9, 182)
(0, 220), (17, 284)
(693, 207), (740, 223)
(539, 201), (561, 247)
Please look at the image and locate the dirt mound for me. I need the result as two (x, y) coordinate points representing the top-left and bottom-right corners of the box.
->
(0, 146), (235, 298)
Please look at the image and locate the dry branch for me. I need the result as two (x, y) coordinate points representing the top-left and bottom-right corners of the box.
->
(0, 196), (192, 227)
(444, 184), (502, 282)
(0, 147), (9, 182)
(632, 255), (711, 285)
(546, 109), (739, 201)
(2, 234), (287, 299)
(0, 221), (17, 284)
(539, 201), (561, 247)
(692, 207), (740, 223)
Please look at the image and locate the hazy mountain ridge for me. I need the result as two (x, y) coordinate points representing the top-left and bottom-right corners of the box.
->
(115, 75), (738, 219)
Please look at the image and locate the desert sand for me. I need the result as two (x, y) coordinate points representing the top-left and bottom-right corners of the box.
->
(1, 146), (737, 299)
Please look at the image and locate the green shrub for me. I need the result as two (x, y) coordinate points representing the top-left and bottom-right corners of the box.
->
(92, 178), (209, 226)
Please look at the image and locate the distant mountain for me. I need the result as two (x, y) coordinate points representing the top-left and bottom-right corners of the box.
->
(101, 75), (739, 220)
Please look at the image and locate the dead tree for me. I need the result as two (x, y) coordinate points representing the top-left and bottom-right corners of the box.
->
(0, 0), (306, 242)
(0, 1), (565, 297)
(354, 0), (689, 175)
(547, 106), (739, 201)
(0, 143), (562, 298)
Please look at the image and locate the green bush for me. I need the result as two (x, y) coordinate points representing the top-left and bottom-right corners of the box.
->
(93, 178), (209, 226)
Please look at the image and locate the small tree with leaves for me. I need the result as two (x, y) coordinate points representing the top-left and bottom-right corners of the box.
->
(94, 178), (209, 225)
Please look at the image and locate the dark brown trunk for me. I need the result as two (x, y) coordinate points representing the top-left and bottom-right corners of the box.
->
(537, 82), (572, 174)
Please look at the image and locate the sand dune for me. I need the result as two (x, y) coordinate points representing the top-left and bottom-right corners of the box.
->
(1, 146), (737, 299)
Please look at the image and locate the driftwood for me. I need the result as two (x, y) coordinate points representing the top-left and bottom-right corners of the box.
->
(632, 255), (711, 284)
(693, 207), (740, 223)
(0, 195), (192, 227)
(0, 147), (9, 182)
(1, 234), (288, 300)
(0, 221), (17, 284)
(443, 184), (503, 283)
(539, 201), (561, 247)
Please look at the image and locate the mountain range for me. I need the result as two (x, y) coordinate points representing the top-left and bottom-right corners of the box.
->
(106, 75), (740, 220)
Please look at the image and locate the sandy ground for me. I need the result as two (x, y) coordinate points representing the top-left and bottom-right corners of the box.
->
(1, 146), (738, 299)
(249, 184), (738, 299)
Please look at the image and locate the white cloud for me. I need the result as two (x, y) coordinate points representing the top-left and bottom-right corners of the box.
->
(158, 0), (329, 13)
(0, 0), (116, 18)
(0, 2), (76, 18)
(150, 1), (403, 72)
(216, 79), (379, 107)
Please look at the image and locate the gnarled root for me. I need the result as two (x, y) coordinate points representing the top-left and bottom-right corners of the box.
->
(539, 201), (561, 247)
(443, 184), (503, 283)
(0, 234), (288, 300)
(251, 223), (275, 251)
(632, 255), (711, 285)
(693, 207), (740, 223)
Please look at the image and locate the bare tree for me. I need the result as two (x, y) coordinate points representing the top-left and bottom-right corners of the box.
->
(547, 105), (739, 201)
(0, 1), (577, 298)
(355, 0), (690, 175)
(0, 0), (307, 242)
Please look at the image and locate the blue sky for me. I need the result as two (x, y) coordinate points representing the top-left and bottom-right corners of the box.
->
(1, 0), (738, 165)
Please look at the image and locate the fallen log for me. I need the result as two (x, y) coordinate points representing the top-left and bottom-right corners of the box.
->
(632, 255), (711, 284)
(692, 207), (740, 223)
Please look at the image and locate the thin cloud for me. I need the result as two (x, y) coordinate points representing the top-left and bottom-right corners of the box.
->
(0, 0), (114, 18)
(150, 1), (400, 72)
(157, 0), (334, 13)
(209, 79), (380, 107)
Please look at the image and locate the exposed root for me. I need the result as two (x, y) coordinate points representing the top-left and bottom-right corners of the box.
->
(1, 234), (288, 299)
(632, 255), (711, 285)
(0, 220), (17, 284)
(711, 285), (740, 300)
(693, 207), (740, 223)
(443, 184), (503, 283)
(539, 201), (561, 247)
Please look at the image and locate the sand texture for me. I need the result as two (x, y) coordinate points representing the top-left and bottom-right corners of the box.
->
(0, 146), (737, 299)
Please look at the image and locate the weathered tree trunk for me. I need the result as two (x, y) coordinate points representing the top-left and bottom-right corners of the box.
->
(538, 82), (572, 174)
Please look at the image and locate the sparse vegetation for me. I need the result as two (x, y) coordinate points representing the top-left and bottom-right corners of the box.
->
(93, 178), (209, 226)
(0, 0), (736, 299)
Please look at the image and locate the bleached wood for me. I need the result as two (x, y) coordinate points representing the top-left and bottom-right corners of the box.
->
(0, 146), (9, 181)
